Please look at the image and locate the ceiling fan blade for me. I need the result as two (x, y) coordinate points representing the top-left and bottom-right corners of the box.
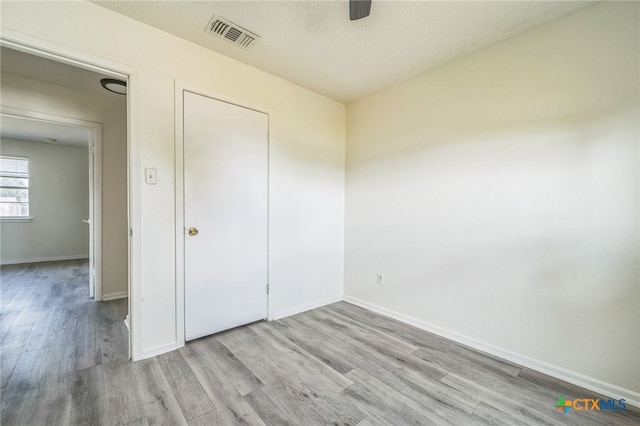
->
(350, 0), (372, 21)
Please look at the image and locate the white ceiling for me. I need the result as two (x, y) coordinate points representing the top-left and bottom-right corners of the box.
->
(1, 115), (91, 148)
(93, 0), (596, 103)
(1, 47), (125, 147)
(1, 47), (123, 96)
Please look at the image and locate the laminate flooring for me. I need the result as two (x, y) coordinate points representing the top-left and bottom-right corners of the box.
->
(1, 261), (638, 425)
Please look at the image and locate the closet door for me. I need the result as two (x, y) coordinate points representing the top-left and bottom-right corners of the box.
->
(183, 91), (268, 341)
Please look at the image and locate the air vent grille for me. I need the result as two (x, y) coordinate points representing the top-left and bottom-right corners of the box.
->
(205, 15), (260, 50)
(225, 27), (242, 42)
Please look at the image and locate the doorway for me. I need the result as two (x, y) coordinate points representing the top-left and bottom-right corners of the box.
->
(0, 111), (102, 299)
(0, 44), (132, 357)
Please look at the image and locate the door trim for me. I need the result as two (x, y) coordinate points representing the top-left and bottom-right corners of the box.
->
(0, 107), (103, 301)
(0, 30), (140, 360)
(174, 81), (272, 348)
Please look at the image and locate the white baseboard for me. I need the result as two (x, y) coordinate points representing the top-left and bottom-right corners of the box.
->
(271, 295), (343, 321)
(138, 297), (342, 361)
(0, 255), (88, 266)
(343, 296), (640, 409)
(102, 291), (128, 301)
(141, 342), (178, 360)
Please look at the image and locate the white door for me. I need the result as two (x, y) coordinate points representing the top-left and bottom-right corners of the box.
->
(183, 91), (268, 341)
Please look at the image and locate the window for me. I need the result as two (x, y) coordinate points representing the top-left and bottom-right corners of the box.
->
(0, 156), (30, 218)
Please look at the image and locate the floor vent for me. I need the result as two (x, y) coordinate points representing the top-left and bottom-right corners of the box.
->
(205, 15), (260, 50)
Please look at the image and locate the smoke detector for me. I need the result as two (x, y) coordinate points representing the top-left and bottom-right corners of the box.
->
(205, 15), (260, 50)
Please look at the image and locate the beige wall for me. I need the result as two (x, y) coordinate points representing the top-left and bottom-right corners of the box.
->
(345, 1), (639, 398)
(1, 73), (128, 298)
(1, 0), (346, 357)
(1, 139), (89, 263)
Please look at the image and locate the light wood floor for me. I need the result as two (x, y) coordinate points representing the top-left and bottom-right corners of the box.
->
(1, 261), (638, 425)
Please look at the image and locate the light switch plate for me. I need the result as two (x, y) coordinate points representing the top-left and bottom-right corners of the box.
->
(145, 168), (157, 184)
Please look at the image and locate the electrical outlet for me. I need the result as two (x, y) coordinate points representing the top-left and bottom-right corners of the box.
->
(377, 273), (384, 285)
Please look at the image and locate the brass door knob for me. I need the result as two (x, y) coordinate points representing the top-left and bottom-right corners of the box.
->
(188, 227), (199, 236)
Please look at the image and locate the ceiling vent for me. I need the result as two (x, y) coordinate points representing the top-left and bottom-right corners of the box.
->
(205, 15), (260, 49)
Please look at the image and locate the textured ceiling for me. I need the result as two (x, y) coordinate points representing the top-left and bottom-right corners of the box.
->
(92, 1), (596, 103)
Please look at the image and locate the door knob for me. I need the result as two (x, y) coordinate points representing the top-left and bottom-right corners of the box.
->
(83, 219), (90, 224)
(188, 227), (199, 236)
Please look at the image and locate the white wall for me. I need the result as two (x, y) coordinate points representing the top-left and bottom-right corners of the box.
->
(1, 138), (89, 263)
(1, 73), (128, 299)
(345, 1), (639, 399)
(1, 1), (346, 358)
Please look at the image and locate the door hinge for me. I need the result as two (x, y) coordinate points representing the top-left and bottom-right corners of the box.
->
(129, 228), (133, 237)
(267, 283), (270, 294)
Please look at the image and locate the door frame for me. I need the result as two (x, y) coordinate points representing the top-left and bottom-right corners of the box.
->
(174, 81), (272, 348)
(0, 29), (140, 360)
(0, 108), (103, 300)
